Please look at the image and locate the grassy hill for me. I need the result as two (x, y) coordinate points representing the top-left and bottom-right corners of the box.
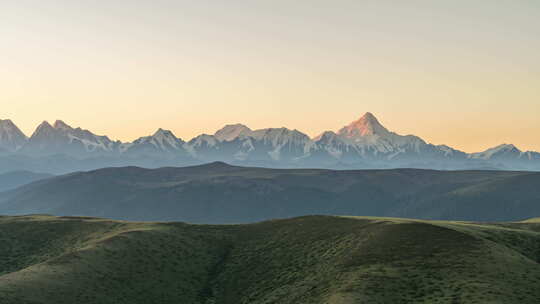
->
(0, 163), (539, 223)
(1, 215), (540, 304)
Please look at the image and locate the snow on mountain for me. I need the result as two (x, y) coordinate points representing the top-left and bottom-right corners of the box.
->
(22, 120), (118, 156)
(123, 128), (186, 156)
(0, 119), (28, 152)
(313, 131), (357, 159)
(31, 121), (56, 140)
(469, 144), (522, 160)
(248, 128), (314, 161)
(0, 113), (538, 171)
(186, 127), (314, 162)
(310, 113), (471, 164)
(521, 151), (540, 161)
(338, 112), (390, 137)
(152, 129), (183, 149)
(55, 120), (118, 152)
(185, 134), (219, 158)
(465, 144), (540, 170)
(435, 145), (467, 158)
(251, 128), (312, 147)
(214, 124), (253, 142)
(188, 134), (218, 149)
(335, 113), (429, 158)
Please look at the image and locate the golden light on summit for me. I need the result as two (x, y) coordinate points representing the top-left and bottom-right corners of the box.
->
(1, 1), (539, 152)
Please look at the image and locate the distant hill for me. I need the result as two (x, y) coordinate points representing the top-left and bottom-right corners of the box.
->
(1, 113), (539, 174)
(0, 171), (53, 192)
(1, 215), (539, 304)
(1, 162), (539, 223)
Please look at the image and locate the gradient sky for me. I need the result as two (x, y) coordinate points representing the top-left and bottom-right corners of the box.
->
(1, 1), (539, 152)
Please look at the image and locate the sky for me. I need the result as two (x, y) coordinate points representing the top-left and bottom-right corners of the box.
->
(1, 0), (539, 152)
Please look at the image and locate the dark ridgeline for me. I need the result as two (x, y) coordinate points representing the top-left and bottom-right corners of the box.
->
(1, 162), (538, 223)
(0, 170), (53, 192)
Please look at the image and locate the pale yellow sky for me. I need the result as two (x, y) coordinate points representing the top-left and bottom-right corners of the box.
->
(1, 1), (539, 152)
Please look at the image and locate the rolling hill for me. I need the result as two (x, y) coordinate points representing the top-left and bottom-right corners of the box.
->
(0, 162), (539, 223)
(1, 215), (539, 304)
(0, 171), (53, 192)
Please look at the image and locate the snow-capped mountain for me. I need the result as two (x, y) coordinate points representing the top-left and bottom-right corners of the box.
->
(21, 120), (119, 157)
(123, 128), (187, 157)
(248, 128), (315, 162)
(312, 113), (467, 164)
(0, 119), (28, 153)
(214, 124), (253, 142)
(0, 113), (538, 173)
(187, 127), (314, 163)
(470, 144), (522, 160)
(310, 131), (368, 166)
(338, 112), (390, 138)
(336, 113), (427, 158)
(468, 144), (540, 169)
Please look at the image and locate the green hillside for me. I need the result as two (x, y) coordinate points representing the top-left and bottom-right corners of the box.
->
(1, 215), (540, 304)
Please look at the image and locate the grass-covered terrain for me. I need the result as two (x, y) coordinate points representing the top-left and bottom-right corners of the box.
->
(1, 215), (539, 303)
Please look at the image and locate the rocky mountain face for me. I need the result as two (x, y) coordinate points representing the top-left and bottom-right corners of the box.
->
(121, 128), (187, 157)
(20, 120), (120, 157)
(0, 113), (538, 173)
(0, 119), (28, 153)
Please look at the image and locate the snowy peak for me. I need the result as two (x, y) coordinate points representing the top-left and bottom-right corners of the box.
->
(150, 128), (184, 149)
(0, 119), (28, 152)
(31, 121), (57, 139)
(53, 120), (73, 131)
(470, 144), (522, 160)
(124, 128), (185, 155)
(188, 134), (218, 148)
(214, 124), (253, 141)
(313, 131), (350, 146)
(25, 120), (117, 155)
(251, 128), (310, 143)
(338, 112), (390, 138)
(494, 144), (520, 152)
(0, 114), (538, 170)
(153, 128), (177, 139)
(0, 119), (23, 133)
(313, 131), (339, 142)
(0, 119), (27, 140)
(36, 120), (54, 132)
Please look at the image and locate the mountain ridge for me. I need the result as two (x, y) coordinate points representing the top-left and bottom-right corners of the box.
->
(1, 113), (539, 173)
(1, 162), (538, 223)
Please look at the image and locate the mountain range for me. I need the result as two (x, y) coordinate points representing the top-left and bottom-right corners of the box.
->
(1, 113), (539, 174)
(1, 162), (539, 223)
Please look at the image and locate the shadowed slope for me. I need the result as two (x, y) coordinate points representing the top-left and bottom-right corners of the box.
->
(1, 163), (539, 223)
(0, 171), (53, 192)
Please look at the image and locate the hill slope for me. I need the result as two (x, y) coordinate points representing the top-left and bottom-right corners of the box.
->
(1, 215), (539, 304)
(0, 163), (539, 223)
(0, 171), (53, 192)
